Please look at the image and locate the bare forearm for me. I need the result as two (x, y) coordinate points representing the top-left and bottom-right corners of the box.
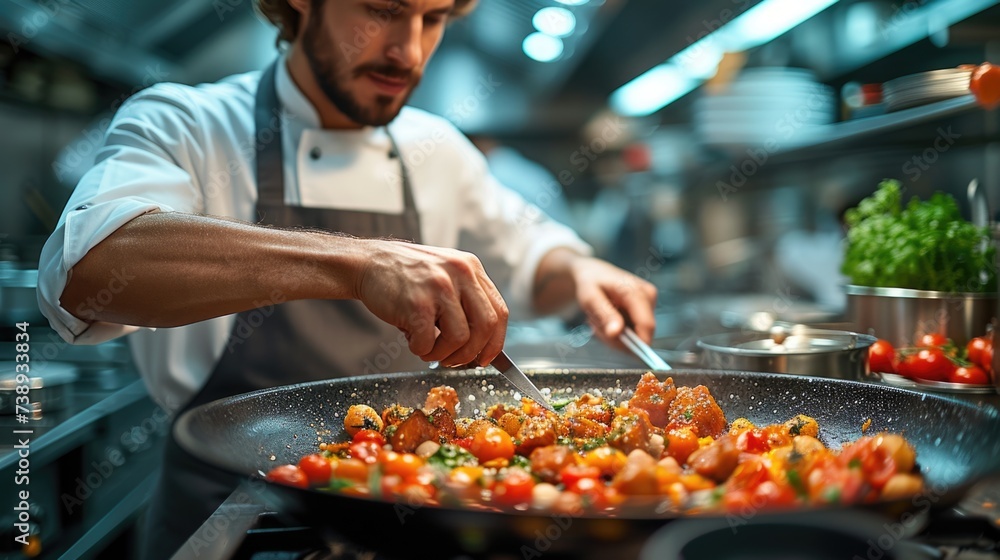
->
(62, 211), (365, 327)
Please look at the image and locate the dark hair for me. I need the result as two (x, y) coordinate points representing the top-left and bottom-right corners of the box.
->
(254, 0), (478, 45)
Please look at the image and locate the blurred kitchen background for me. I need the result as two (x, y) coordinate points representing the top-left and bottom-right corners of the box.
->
(0, 0), (999, 557)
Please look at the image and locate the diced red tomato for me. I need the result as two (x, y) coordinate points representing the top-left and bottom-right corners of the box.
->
(736, 429), (770, 453)
(297, 454), (332, 486)
(452, 436), (474, 450)
(265, 464), (309, 488)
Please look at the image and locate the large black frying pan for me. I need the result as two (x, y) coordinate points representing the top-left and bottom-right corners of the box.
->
(174, 369), (1000, 558)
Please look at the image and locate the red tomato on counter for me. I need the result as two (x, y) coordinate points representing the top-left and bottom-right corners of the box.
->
(898, 348), (955, 382)
(970, 62), (1000, 109)
(949, 365), (990, 385)
(967, 336), (994, 372)
(917, 333), (948, 348)
(868, 339), (897, 374)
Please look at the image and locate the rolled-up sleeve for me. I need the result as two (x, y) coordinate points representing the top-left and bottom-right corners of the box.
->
(453, 142), (592, 319)
(38, 85), (204, 344)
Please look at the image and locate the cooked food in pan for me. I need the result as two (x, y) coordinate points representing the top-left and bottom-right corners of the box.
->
(264, 373), (924, 514)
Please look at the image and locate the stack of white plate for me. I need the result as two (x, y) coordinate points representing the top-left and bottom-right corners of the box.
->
(882, 68), (971, 112)
(693, 68), (835, 150)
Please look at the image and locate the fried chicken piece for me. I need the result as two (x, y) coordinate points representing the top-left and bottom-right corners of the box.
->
(628, 373), (677, 428)
(390, 410), (439, 453)
(608, 409), (654, 454)
(515, 417), (556, 456)
(666, 386), (727, 438)
(687, 435), (740, 482)
(556, 417), (608, 439)
(529, 445), (579, 483)
(428, 407), (456, 441)
(561, 393), (613, 426)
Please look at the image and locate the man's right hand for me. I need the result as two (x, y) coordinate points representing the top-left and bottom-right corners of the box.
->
(354, 240), (509, 368)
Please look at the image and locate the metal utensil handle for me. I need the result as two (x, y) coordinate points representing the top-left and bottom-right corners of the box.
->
(620, 327), (672, 371)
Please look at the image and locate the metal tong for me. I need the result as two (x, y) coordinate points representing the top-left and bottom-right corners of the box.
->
(619, 326), (672, 371)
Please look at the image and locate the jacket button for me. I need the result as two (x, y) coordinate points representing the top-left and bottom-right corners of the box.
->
(309, 147), (321, 160)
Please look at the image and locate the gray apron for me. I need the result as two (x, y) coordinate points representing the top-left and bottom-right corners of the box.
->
(141, 60), (426, 559)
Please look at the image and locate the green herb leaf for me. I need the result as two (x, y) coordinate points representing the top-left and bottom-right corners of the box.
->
(427, 443), (478, 469)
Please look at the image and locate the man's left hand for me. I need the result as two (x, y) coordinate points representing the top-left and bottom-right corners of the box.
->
(533, 249), (657, 346)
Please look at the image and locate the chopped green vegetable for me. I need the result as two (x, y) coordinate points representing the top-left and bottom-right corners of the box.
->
(842, 179), (996, 293)
(684, 408), (694, 421)
(427, 443), (478, 469)
(823, 487), (841, 504)
(510, 455), (531, 470)
(551, 397), (573, 410)
(848, 458), (862, 469)
(580, 437), (608, 451)
(325, 478), (355, 492)
(786, 470), (807, 498)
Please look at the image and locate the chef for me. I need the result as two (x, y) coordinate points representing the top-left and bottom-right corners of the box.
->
(36, 0), (657, 557)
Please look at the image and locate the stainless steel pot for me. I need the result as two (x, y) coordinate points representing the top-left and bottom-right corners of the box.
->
(0, 264), (44, 324)
(845, 285), (996, 349)
(697, 328), (876, 379)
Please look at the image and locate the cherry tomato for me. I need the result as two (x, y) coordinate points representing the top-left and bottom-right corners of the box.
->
(967, 336), (989, 366)
(970, 62), (1000, 109)
(349, 441), (382, 465)
(898, 348), (954, 382)
(978, 338), (995, 373)
(381, 451), (424, 479)
(265, 464), (309, 488)
(333, 458), (369, 482)
(492, 467), (535, 507)
(352, 429), (386, 446)
(917, 333), (948, 348)
(949, 364), (990, 385)
(569, 477), (609, 510)
(470, 426), (515, 462)
(560, 464), (602, 487)
(868, 339), (896, 374)
(297, 454), (332, 486)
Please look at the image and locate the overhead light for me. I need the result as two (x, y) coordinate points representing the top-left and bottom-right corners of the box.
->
(610, 0), (839, 116)
(554, 0), (589, 5)
(610, 66), (700, 118)
(533, 7), (577, 38)
(523, 32), (564, 62)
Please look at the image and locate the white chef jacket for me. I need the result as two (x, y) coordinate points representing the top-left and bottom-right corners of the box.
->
(37, 57), (591, 412)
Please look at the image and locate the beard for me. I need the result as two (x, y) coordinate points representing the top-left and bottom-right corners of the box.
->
(302, 8), (420, 127)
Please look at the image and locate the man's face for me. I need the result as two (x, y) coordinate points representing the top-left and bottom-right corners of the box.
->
(303, 0), (453, 126)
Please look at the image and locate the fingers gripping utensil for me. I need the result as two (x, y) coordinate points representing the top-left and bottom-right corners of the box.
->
(491, 350), (556, 412)
(620, 326), (672, 371)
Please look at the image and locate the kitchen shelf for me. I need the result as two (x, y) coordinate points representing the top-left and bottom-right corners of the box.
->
(776, 95), (984, 159)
